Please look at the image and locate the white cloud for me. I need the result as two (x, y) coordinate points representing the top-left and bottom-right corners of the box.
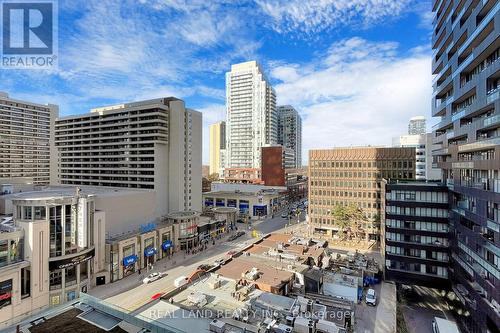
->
(271, 37), (432, 165)
(255, 0), (416, 34)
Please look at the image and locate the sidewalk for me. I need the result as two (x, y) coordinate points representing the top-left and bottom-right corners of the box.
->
(89, 231), (237, 300)
(374, 281), (397, 333)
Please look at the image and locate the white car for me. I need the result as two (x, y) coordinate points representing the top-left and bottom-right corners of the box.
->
(174, 276), (189, 287)
(214, 258), (225, 266)
(365, 288), (377, 306)
(142, 272), (165, 284)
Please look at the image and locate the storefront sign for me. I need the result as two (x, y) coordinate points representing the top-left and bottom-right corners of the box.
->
(49, 248), (95, 270)
(77, 198), (88, 248)
(162, 240), (172, 251)
(144, 247), (157, 257)
(123, 254), (138, 266)
(0, 279), (12, 309)
(140, 222), (157, 234)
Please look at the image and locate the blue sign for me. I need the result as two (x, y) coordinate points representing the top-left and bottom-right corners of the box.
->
(122, 255), (138, 266)
(162, 240), (172, 251)
(140, 222), (157, 234)
(144, 247), (157, 257)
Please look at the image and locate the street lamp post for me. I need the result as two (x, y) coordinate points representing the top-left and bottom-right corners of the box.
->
(326, 209), (331, 239)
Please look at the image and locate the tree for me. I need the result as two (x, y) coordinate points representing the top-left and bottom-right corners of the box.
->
(331, 204), (350, 239)
(329, 203), (368, 241)
(207, 173), (219, 182)
(344, 203), (367, 240)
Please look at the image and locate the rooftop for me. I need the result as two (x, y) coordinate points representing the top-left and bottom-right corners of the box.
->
(216, 256), (294, 288)
(166, 210), (202, 219)
(384, 179), (445, 187)
(203, 190), (280, 197)
(4, 185), (152, 201)
(244, 233), (325, 265)
(27, 308), (127, 333)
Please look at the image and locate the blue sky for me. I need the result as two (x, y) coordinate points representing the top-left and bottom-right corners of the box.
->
(0, 0), (435, 164)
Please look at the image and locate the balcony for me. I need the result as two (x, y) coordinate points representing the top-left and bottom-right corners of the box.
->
(483, 114), (500, 127)
(486, 87), (499, 104)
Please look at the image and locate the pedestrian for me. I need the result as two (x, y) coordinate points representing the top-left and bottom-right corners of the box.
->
(138, 268), (141, 275)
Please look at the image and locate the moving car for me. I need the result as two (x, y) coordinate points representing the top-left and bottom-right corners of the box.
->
(281, 212), (288, 218)
(431, 317), (460, 333)
(174, 276), (188, 287)
(365, 288), (377, 306)
(142, 272), (165, 284)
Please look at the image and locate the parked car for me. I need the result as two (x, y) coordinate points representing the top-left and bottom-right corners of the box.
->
(142, 272), (165, 284)
(197, 264), (212, 271)
(214, 258), (225, 266)
(365, 288), (377, 306)
(431, 317), (460, 333)
(227, 250), (237, 256)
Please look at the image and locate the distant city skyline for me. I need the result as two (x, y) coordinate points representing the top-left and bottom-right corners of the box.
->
(0, 1), (434, 165)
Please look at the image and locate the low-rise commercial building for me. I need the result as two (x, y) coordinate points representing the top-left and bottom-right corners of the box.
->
(0, 188), (105, 327)
(222, 167), (263, 184)
(203, 187), (281, 219)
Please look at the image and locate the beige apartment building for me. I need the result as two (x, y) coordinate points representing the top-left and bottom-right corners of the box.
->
(54, 97), (202, 215)
(308, 147), (415, 240)
(209, 121), (226, 177)
(0, 92), (58, 185)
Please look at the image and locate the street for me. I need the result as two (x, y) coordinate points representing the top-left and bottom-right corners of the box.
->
(90, 205), (307, 312)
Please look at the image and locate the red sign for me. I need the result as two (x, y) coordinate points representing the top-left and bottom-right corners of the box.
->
(0, 292), (11, 301)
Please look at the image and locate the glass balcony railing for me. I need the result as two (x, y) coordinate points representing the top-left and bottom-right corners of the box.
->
(484, 114), (500, 127)
(486, 87), (499, 104)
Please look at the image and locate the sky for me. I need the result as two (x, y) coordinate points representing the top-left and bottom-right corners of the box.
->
(0, 0), (435, 165)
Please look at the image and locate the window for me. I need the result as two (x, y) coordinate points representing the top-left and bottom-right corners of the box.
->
(34, 206), (46, 220)
(23, 206), (32, 220)
(50, 270), (62, 289)
(0, 279), (12, 309)
(21, 268), (30, 298)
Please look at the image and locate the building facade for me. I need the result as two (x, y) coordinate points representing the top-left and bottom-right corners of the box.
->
(381, 180), (450, 289)
(308, 147), (415, 240)
(0, 92), (58, 185)
(261, 145), (295, 186)
(203, 187), (281, 219)
(55, 97), (202, 215)
(393, 132), (442, 180)
(408, 116), (426, 135)
(277, 105), (302, 168)
(226, 61), (277, 169)
(209, 121), (226, 177)
(0, 189), (106, 327)
(431, 0), (499, 331)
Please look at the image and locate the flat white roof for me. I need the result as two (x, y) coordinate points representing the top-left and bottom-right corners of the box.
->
(6, 185), (153, 201)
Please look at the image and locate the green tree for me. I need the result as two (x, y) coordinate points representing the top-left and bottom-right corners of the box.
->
(344, 203), (366, 240)
(329, 203), (367, 240)
(207, 173), (219, 182)
(331, 204), (350, 239)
